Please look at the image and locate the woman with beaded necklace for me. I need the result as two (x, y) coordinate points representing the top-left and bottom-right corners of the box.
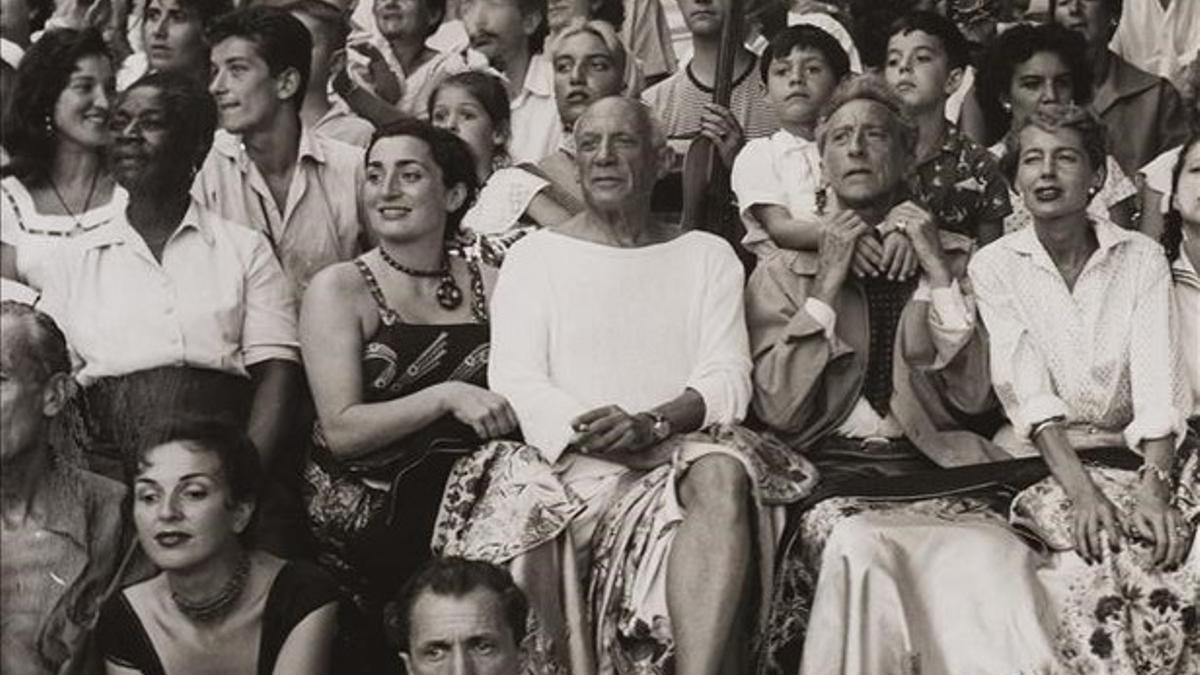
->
(0, 28), (123, 286)
(97, 418), (341, 675)
(299, 118), (518, 667)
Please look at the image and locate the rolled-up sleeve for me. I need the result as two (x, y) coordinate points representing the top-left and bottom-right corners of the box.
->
(969, 253), (1069, 441)
(687, 246), (751, 425)
(241, 233), (301, 366)
(488, 245), (589, 463)
(1124, 252), (1190, 450)
(911, 278), (975, 368)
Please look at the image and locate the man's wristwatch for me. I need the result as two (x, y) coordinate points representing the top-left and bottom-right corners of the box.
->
(641, 411), (672, 444)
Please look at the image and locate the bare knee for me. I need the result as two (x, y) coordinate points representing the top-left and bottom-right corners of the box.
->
(679, 455), (751, 521)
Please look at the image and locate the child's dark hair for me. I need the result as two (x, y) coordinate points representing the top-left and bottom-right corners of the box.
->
(759, 24), (850, 84)
(1162, 132), (1200, 263)
(886, 10), (971, 71)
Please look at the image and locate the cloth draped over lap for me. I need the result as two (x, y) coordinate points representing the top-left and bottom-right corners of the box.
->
(432, 424), (818, 675)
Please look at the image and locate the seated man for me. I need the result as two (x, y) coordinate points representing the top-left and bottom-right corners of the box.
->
(387, 557), (526, 675)
(0, 301), (128, 675)
(432, 96), (814, 674)
(747, 75), (1059, 675)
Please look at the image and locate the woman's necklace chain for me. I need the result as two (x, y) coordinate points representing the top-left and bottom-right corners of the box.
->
(171, 550), (252, 623)
(378, 245), (487, 322)
(47, 170), (100, 229)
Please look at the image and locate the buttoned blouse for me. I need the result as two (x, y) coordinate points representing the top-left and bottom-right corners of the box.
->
(35, 202), (299, 386)
(192, 128), (365, 298)
(968, 218), (1190, 449)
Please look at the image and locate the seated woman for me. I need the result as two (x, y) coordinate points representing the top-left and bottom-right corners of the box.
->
(97, 418), (340, 675)
(975, 22), (1137, 231)
(432, 96), (815, 674)
(749, 75), (1060, 675)
(1, 28), (124, 286)
(299, 119), (518, 663)
(31, 72), (301, 551)
(1163, 131), (1200, 434)
(970, 107), (1198, 673)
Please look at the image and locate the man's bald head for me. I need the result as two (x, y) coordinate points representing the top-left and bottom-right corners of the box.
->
(573, 96), (665, 153)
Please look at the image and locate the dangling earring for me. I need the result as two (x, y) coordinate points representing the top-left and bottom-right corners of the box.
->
(1001, 100), (1012, 114)
(44, 115), (55, 137)
(815, 183), (828, 216)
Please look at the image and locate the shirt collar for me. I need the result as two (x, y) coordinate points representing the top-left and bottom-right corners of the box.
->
(521, 52), (554, 100)
(1004, 215), (1130, 266)
(1173, 242), (1200, 288)
(771, 128), (816, 152)
(214, 126), (326, 173)
(82, 200), (214, 249)
(1091, 52), (1162, 115)
(915, 123), (965, 169)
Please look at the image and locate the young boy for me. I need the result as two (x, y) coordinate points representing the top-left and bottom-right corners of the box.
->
(884, 10), (1010, 244)
(730, 24), (848, 259)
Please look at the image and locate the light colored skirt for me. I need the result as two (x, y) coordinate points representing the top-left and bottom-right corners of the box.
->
(432, 425), (818, 674)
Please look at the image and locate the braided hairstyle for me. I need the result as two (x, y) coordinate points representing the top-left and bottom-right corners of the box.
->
(1161, 132), (1200, 263)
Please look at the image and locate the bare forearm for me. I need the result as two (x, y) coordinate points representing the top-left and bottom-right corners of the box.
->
(316, 384), (453, 459)
(1034, 424), (1098, 499)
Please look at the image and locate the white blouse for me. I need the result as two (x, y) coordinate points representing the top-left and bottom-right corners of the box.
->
(968, 217), (1191, 450)
(731, 130), (822, 259)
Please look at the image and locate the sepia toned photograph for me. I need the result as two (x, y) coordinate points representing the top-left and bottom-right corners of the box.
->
(0, 0), (1197, 672)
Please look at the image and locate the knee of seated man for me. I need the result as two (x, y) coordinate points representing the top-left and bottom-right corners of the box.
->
(821, 514), (898, 565)
(680, 454), (751, 515)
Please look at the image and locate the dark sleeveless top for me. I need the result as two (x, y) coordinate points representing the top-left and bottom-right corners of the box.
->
(310, 258), (492, 479)
(97, 561), (341, 675)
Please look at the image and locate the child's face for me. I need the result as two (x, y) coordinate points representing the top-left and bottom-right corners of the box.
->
(885, 29), (958, 111)
(766, 46), (839, 129)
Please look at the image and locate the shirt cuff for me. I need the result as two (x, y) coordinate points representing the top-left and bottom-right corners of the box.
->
(244, 345), (301, 367)
(803, 297), (837, 340)
(1016, 394), (1071, 441)
(1123, 410), (1189, 452)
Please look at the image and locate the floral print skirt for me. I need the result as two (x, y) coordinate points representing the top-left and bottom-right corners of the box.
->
(432, 425), (818, 675)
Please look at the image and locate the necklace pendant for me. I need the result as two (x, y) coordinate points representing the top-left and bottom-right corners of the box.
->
(436, 276), (464, 310)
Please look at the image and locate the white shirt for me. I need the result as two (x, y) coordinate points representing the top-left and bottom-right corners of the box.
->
(731, 130), (822, 259)
(805, 278), (975, 439)
(1172, 246), (1200, 418)
(0, 177), (128, 285)
(489, 229), (751, 465)
(462, 166), (549, 234)
(35, 202), (299, 385)
(508, 53), (562, 164)
(1140, 145), (1182, 214)
(1109, 0), (1200, 91)
(192, 128), (364, 299)
(968, 218), (1190, 448)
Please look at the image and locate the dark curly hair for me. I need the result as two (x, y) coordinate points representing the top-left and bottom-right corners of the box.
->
(1, 28), (111, 188)
(975, 22), (1091, 147)
(366, 118), (481, 238)
(1161, 132), (1200, 263)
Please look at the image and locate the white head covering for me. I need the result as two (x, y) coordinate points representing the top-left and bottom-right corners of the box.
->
(0, 38), (24, 70)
